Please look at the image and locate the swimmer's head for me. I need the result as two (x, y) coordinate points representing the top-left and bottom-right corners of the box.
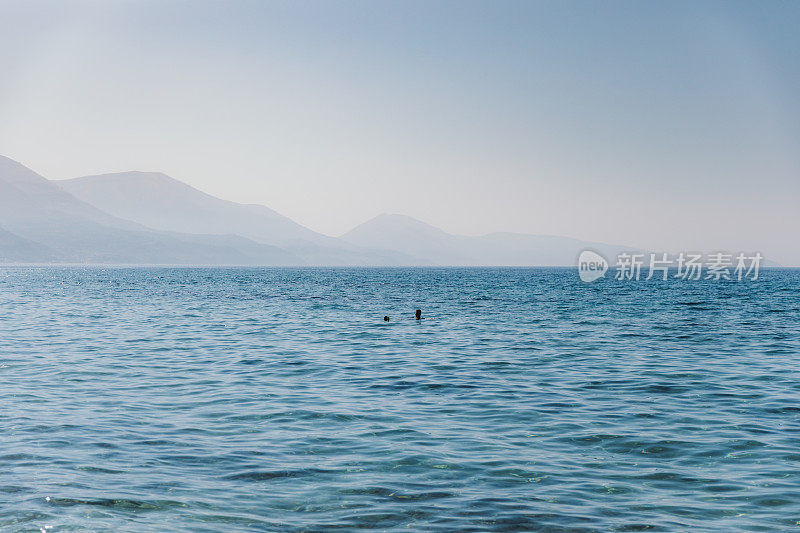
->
(415, 309), (422, 320)
(383, 316), (390, 321)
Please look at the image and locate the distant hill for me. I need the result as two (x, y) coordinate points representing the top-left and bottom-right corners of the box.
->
(0, 156), (299, 265)
(59, 171), (418, 266)
(60, 172), (326, 246)
(0, 224), (52, 263)
(1, 154), (648, 266)
(341, 214), (641, 266)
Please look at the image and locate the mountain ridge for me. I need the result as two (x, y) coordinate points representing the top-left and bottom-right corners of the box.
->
(3, 154), (648, 266)
(57, 171), (423, 265)
(59, 171), (325, 245)
(341, 213), (641, 266)
(0, 155), (302, 265)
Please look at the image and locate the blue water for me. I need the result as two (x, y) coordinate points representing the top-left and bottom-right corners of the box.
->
(1, 267), (799, 532)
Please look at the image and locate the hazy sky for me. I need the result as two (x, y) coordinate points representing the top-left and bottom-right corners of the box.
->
(1, 1), (798, 263)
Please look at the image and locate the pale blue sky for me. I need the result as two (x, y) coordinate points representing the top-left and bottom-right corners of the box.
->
(0, 1), (798, 263)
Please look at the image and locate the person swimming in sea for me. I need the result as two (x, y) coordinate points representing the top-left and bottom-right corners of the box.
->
(383, 310), (425, 321)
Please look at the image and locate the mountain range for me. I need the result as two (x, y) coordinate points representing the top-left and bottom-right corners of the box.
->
(0, 155), (639, 266)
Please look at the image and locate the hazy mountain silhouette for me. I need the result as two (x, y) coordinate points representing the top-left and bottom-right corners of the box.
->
(0, 224), (52, 262)
(60, 172), (325, 245)
(1, 155), (643, 266)
(60, 171), (418, 266)
(341, 214), (640, 266)
(0, 155), (299, 264)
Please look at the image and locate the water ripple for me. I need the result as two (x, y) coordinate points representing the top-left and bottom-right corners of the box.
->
(1, 267), (799, 531)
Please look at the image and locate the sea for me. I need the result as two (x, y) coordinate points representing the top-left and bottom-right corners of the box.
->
(1, 267), (798, 532)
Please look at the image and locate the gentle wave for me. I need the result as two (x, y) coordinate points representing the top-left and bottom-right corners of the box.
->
(1, 267), (799, 531)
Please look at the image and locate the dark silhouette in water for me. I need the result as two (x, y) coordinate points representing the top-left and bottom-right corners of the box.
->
(383, 316), (390, 321)
(415, 309), (422, 320)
